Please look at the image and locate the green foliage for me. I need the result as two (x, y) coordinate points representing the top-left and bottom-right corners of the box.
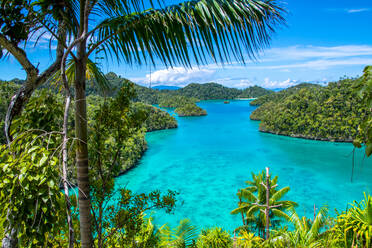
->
(353, 66), (372, 156)
(0, 143), (64, 247)
(235, 229), (263, 248)
(329, 193), (372, 248)
(132, 102), (178, 132)
(250, 83), (321, 106)
(159, 219), (198, 247)
(231, 170), (297, 238)
(10, 89), (64, 139)
(159, 95), (198, 108)
(273, 207), (329, 248)
(175, 83), (242, 100)
(133, 79), (272, 104)
(175, 103), (207, 117)
(196, 227), (232, 248)
(0, 0), (35, 46)
(239, 86), (273, 99)
(251, 78), (367, 142)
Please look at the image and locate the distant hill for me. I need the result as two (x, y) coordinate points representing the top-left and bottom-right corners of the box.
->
(101, 73), (274, 103)
(152, 85), (180, 90)
(175, 82), (273, 100)
(250, 83), (322, 106)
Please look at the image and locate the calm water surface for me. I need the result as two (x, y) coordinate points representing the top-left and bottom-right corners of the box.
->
(116, 100), (372, 230)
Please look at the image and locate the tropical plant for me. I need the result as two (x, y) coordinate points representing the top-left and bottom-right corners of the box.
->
(0, 143), (64, 247)
(196, 227), (232, 248)
(160, 219), (198, 248)
(235, 229), (263, 248)
(277, 207), (329, 248)
(231, 170), (297, 239)
(330, 193), (372, 248)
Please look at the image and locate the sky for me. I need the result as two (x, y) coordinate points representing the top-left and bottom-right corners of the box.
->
(1, 0), (372, 89)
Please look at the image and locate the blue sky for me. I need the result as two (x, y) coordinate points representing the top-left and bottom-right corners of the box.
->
(1, 0), (372, 89)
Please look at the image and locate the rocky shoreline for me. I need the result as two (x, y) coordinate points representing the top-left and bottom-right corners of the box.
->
(259, 128), (354, 143)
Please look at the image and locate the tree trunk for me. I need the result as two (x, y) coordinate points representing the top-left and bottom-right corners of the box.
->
(62, 92), (74, 248)
(74, 48), (92, 247)
(1, 223), (17, 248)
(265, 167), (270, 240)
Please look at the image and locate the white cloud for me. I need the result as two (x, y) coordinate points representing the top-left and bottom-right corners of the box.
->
(261, 78), (298, 89)
(233, 79), (254, 88)
(133, 67), (215, 86)
(346, 8), (370, 13)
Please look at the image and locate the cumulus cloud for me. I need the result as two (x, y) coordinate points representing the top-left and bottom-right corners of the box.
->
(233, 79), (254, 89)
(261, 78), (298, 89)
(136, 67), (215, 86)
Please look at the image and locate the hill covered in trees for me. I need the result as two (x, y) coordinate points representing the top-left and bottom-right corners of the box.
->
(175, 103), (207, 117)
(101, 73), (272, 117)
(250, 78), (368, 142)
(250, 83), (322, 106)
(171, 82), (272, 100)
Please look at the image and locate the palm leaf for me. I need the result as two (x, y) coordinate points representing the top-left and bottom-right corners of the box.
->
(270, 186), (290, 202)
(49, 58), (111, 94)
(92, 0), (285, 67)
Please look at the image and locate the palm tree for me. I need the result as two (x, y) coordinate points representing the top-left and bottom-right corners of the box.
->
(160, 219), (198, 247)
(231, 170), (297, 238)
(334, 193), (372, 248)
(39, 1), (285, 246)
(278, 207), (329, 248)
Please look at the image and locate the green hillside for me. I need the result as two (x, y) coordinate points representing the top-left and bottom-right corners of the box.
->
(251, 78), (368, 142)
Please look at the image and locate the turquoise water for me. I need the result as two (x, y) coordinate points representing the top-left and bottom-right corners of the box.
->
(115, 100), (372, 230)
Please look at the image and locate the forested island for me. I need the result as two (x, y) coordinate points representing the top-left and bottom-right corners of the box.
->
(175, 103), (207, 117)
(250, 77), (368, 142)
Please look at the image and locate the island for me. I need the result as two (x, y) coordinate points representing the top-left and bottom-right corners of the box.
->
(175, 103), (207, 117)
(250, 78), (367, 142)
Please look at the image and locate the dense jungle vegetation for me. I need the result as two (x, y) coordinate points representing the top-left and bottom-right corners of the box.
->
(250, 77), (369, 142)
(250, 83), (321, 106)
(175, 104), (208, 117)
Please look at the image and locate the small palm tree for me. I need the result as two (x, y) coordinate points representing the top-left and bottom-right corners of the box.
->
(235, 229), (263, 248)
(231, 170), (297, 238)
(280, 207), (328, 248)
(334, 193), (372, 248)
(196, 227), (232, 248)
(160, 219), (198, 248)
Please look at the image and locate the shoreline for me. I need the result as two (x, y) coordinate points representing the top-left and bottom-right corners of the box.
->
(259, 129), (353, 143)
(234, 97), (257, 100)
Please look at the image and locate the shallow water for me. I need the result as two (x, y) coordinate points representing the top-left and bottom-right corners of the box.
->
(115, 100), (372, 230)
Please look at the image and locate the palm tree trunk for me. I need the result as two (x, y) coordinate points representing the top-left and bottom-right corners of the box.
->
(265, 167), (270, 240)
(74, 44), (92, 247)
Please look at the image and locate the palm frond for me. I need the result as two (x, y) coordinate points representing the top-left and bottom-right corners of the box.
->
(92, 0), (285, 67)
(49, 58), (111, 94)
(271, 208), (290, 221)
(270, 186), (290, 202)
(308, 207), (328, 241)
(240, 188), (258, 202)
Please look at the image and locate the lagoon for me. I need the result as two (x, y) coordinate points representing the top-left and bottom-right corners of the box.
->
(115, 100), (372, 230)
